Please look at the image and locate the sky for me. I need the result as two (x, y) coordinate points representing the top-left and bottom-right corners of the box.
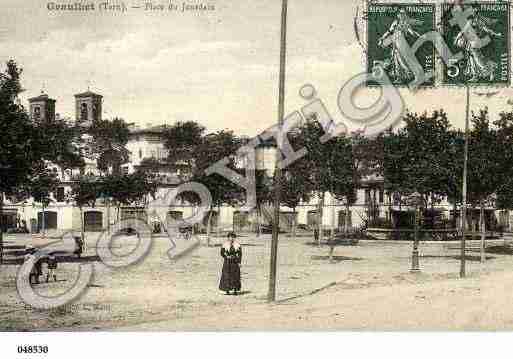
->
(1, 0), (513, 136)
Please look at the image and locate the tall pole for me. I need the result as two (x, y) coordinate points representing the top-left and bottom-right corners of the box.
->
(0, 192), (4, 265)
(268, 0), (288, 302)
(460, 84), (470, 278)
(411, 203), (420, 271)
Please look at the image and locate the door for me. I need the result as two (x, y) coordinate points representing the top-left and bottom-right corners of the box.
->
(84, 211), (103, 232)
(338, 210), (352, 230)
(307, 210), (318, 229)
(233, 211), (250, 232)
(37, 211), (57, 232)
(166, 211), (184, 228)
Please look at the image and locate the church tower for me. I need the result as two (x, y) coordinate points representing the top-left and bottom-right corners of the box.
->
(28, 93), (56, 122)
(74, 90), (103, 125)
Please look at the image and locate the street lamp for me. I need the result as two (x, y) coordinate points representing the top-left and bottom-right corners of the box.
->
(407, 192), (423, 272)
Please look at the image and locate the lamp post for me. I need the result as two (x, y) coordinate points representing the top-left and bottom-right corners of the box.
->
(409, 192), (422, 272)
(268, 0), (288, 302)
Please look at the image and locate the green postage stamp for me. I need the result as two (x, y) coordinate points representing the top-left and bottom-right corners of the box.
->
(367, 3), (436, 87)
(441, 2), (510, 86)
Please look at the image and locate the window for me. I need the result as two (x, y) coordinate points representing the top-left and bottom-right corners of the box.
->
(139, 149), (143, 159)
(365, 189), (371, 204)
(147, 135), (161, 143)
(80, 103), (88, 122)
(379, 189), (384, 204)
(55, 187), (65, 202)
(33, 106), (41, 120)
(92, 103), (98, 121)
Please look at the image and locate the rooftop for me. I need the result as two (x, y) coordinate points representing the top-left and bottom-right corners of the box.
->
(28, 93), (56, 102)
(129, 124), (169, 136)
(74, 90), (103, 98)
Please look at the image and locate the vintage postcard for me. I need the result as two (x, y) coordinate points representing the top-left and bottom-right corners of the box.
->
(2, 0), (513, 357)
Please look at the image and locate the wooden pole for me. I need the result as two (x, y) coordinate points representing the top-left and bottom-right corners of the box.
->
(41, 204), (46, 238)
(460, 85), (470, 278)
(480, 200), (485, 264)
(268, 0), (288, 302)
(0, 192), (4, 265)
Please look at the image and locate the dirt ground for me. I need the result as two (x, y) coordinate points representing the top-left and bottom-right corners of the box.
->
(2, 232), (513, 331)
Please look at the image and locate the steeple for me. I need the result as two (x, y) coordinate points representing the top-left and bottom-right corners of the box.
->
(28, 92), (56, 122)
(74, 90), (103, 125)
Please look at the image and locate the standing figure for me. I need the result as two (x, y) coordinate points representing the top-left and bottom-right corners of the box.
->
(46, 254), (58, 282)
(454, 13), (502, 82)
(74, 236), (84, 258)
(378, 9), (422, 83)
(219, 232), (242, 295)
(314, 228), (319, 243)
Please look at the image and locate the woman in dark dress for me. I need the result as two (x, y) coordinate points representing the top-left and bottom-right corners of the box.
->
(219, 232), (242, 295)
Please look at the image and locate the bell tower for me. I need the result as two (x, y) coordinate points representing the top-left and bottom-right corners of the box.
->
(74, 90), (103, 125)
(28, 93), (56, 122)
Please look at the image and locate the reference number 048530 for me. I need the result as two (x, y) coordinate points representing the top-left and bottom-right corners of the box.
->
(17, 345), (48, 354)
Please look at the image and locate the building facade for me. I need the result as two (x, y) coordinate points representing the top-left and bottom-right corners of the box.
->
(2, 89), (505, 236)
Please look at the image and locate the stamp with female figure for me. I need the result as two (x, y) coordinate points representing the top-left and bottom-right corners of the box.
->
(441, 2), (510, 86)
(367, 3), (436, 87)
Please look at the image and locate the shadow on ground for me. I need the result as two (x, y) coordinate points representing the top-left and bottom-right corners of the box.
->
(422, 255), (495, 262)
(211, 243), (264, 247)
(485, 245), (513, 255)
(304, 241), (359, 247)
(310, 255), (363, 262)
(2, 255), (101, 266)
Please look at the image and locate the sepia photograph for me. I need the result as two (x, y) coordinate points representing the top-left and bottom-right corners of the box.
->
(2, 0), (513, 357)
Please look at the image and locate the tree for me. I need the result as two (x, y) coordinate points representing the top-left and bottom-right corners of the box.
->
(383, 110), (457, 229)
(280, 159), (312, 240)
(86, 117), (130, 174)
(296, 117), (356, 244)
(353, 133), (385, 224)
(493, 110), (513, 236)
(137, 157), (176, 184)
(0, 61), (46, 262)
(254, 169), (274, 237)
(443, 129), (465, 229)
(70, 175), (101, 242)
(191, 130), (242, 246)
(329, 134), (358, 237)
(29, 165), (59, 235)
(162, 121), (205, 175)
(295, 119), (328, 244)
(36, 118), (84, 177)
(162, 124), (243, 245)
(25, 119), (84, 236)
(466, 109), (502, 262)
(103, 172), (157, 221)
